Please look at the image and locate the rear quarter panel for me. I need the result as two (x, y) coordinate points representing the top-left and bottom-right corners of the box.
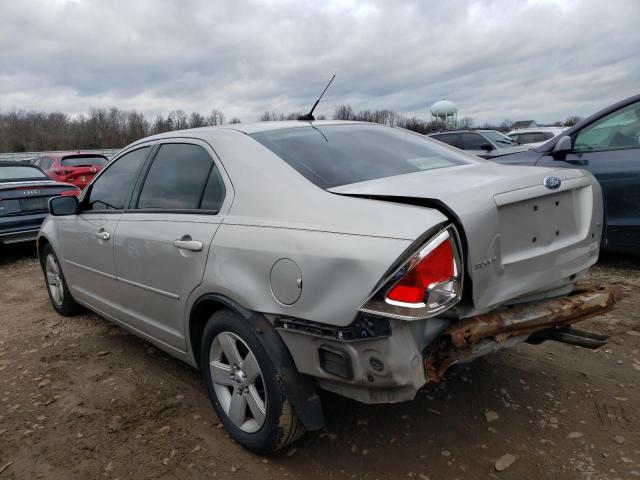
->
(189, 223), (414, 327)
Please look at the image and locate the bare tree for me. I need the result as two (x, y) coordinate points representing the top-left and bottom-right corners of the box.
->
(564, 116), (582, 127)
(168, 110), (188, 130)
(206, 109), (226, 126)
(458, 116), (474, 129)
(334, 104), (355, 120)
(500, 118), (514, 130)
(189, 112), (206, 128)
(258, 111), (278, 122)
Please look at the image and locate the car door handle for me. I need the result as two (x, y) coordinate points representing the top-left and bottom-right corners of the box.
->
(95, 231), (110, 241)
(173, 238), (203, 252)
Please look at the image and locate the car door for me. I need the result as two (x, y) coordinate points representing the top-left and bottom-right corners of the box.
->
(113, 141), (229, 351)
(55, 146), (151, 317)
(537, 100), (640, 250)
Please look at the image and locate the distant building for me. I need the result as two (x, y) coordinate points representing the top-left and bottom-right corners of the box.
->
(512, 120), (537, 130)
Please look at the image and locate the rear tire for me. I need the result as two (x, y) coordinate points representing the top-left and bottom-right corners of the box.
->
(40, 244), (79, 316)
(201, 309), (305, 453)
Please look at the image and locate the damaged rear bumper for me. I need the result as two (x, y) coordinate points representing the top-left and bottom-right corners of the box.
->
(424, 282), (619, 382)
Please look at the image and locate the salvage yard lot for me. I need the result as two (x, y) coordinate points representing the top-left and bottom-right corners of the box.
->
(0, 244), (639, 480)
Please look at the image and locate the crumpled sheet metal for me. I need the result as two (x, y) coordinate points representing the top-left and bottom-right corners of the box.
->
(424, 282), (619, 382)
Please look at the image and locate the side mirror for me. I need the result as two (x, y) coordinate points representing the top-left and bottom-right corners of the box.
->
(553, 135), (572, 155)
(49, 196), (78, 216)
(480, 143), (495, 151)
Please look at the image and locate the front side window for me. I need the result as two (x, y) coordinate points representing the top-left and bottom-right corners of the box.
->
(460, 133), (488, 150)
(137, 143), (217, 210)
(84, 147), (150, 211)
(252, 125), (468, 189)
(573, 101), (640, 152)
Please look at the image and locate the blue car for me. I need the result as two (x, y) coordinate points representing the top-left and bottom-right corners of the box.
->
(493, 94), (640, 254)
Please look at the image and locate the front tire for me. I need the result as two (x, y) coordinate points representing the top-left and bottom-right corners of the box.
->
(201, 309), (305, 453)
(40, 244), (79, 316)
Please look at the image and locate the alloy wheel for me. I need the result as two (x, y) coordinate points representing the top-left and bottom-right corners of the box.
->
(45, 254), (64, 306)
(209, 331), (267, 433)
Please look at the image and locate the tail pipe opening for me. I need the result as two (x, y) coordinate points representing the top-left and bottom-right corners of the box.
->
(527, 326), (609, 349)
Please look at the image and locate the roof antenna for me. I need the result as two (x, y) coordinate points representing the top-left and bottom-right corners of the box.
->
(297, 74), (335, 121)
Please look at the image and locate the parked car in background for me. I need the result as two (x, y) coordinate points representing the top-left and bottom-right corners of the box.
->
(38, 121), (616, 453)
(428, 129), (530, 158)
(507, 127), (567, 147)
(33, 152), (108, 189)
(0, 162), (79, 245)
(494, 93), (640, 253)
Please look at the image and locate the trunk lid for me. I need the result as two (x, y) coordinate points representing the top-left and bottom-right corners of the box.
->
(329, 162), (603, 312)
(0, 181), (77, 216)
(54, 166), (102, 186)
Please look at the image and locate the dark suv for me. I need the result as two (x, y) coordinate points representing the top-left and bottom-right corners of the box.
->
(493, 93), (640, 253)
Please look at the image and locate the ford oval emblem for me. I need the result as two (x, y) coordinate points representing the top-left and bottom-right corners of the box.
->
(543, 176), (561, 190)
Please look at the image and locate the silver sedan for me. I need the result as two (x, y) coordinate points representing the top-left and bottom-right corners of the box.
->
(38, 120), (616, 452)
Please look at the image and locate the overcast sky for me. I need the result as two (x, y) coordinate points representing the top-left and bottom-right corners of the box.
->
(1, 0), (638, 124)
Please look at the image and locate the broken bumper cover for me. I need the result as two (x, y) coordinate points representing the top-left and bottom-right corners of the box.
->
(424, 282), (619, 382)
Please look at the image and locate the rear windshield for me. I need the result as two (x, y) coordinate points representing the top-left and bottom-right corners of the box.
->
(61, 155), (108, 167)
(251, 125), (468, 188)
(0, 165), (47, 181)
(482, 131), (519, 146)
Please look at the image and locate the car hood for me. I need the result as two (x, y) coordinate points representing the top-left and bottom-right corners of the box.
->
(330, 162), (602, 313)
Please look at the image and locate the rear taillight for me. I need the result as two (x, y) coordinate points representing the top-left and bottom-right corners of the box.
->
(60, 189), (80, 197)
(360, 225), (463, 320)
(387, 237), (454, 304)
(53, 169), (71, 175)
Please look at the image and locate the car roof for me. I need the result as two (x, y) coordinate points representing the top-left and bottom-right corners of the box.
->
(133, 120), (375, 143)
(430, 129), (502, 135)
(507, 127), (566, 134)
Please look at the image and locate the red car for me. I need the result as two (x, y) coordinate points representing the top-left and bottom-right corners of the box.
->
(32, 152), (109, 189)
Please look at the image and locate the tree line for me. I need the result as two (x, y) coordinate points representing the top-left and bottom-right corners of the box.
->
(0, 107), (239, 153)
(0, 104), (582, 153)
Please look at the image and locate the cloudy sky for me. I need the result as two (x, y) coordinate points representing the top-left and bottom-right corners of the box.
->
(1, 0), (638, 124)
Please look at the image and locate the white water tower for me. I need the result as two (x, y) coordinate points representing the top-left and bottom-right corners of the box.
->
(430, 100), (457, 128)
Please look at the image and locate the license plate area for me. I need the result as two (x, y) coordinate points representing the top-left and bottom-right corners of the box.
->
(19, 196), (48, 212)
(497, 186), (591, 263)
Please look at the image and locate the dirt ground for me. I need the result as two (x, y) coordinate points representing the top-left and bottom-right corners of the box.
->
(0, 243), (639, 480)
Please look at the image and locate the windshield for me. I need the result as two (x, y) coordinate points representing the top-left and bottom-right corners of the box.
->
(251, 125), (469, 189)
(61, 156), (108, 167)
(482, 131), (520, 146)
(0, 165), (47, 181)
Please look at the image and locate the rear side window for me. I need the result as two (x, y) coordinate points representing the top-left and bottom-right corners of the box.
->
(137, 143), (221, 210)
(62, 155), (108, 167)
(85, 147), (150, 211)
(252, 125), (467, 189)
(40, 157), (54, 170)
